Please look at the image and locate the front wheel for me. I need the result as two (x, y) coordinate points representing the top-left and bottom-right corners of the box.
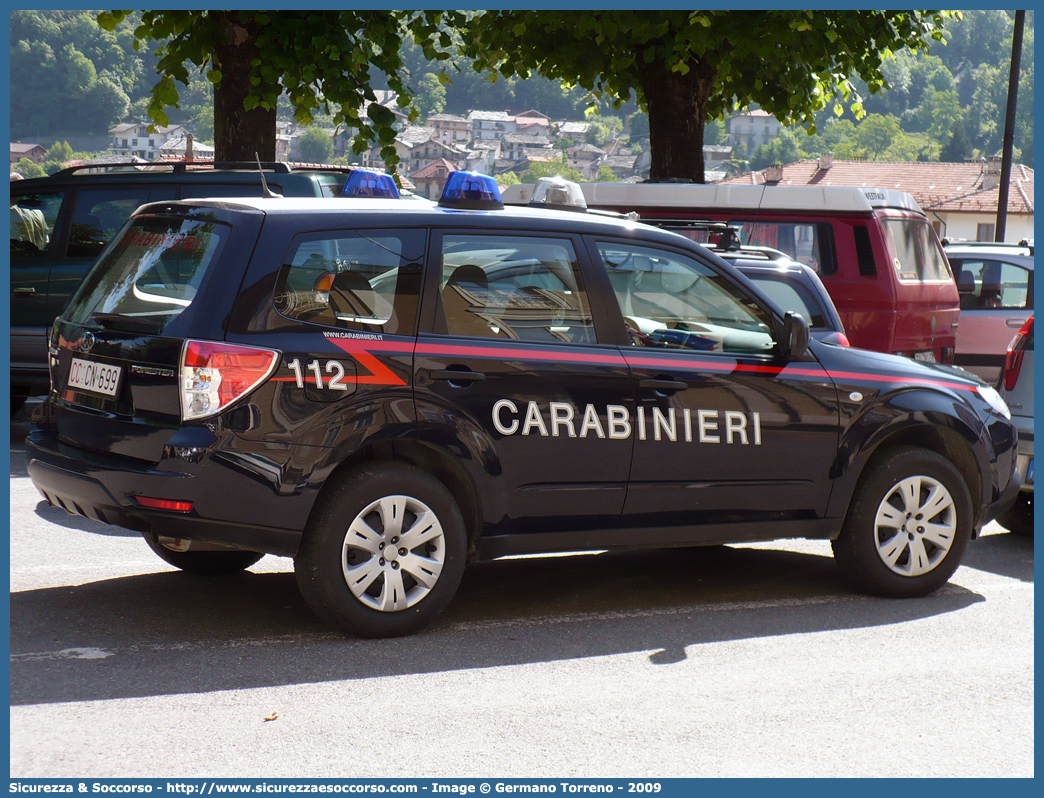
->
(142, 532), (264, 575)
(832, 447), (973, 598)
(294, 462), (467, 638)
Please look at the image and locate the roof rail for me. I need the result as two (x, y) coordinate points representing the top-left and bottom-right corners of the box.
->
(52, 161), (153, 177)
(941, 238), (1033, 251)
(171, 161), (293, 174)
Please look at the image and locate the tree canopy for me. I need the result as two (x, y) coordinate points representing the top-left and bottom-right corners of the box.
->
(463, 10), (958, 182)
(97, 10), (463, 164)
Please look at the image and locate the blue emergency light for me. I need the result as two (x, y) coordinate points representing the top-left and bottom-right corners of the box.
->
(342, 169), (400, 199)
(439, 171), (503, 210)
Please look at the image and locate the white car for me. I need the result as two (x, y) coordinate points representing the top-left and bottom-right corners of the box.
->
(945, 240), (1034, 383)
(997, 315), (1034, 534)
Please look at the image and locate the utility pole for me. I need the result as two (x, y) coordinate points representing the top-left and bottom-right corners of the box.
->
(995, 10), (1025, 242)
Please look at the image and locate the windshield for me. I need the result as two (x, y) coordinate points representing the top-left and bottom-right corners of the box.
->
(66, 216), (228, 334)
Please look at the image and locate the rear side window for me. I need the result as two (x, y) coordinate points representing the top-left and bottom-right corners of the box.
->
(68, 188), (151, 258)
(66, 217), (228, 334)
(882, 219), (952, 282)
(732, 221), (836, 275)
(437, 234), (596, 344)
(274, 229), (424, 336)
(10, 191), (64, 257)
(742, 274), (827, 330)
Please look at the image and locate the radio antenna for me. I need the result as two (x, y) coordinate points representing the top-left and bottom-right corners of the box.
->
(255, 153), (283, 199)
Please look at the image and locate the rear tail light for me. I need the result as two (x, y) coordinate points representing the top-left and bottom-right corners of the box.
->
(181, 340), (280, 421)
(1002, 316), (1033, 391)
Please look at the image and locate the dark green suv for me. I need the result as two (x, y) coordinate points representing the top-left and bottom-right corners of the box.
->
(10, 161), (354, 414)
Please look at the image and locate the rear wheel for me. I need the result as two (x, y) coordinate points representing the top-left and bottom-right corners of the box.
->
(142, 532), (264, 575)
(832, 447), (972, 598)
(295, 462), (467, 638)
(997, 493), (1034, 535)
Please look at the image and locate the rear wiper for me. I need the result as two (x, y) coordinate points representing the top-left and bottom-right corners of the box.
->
(88, 313), (161, 334)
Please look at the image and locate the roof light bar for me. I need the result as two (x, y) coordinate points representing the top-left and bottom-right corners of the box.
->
(342, 169), (400, 199)
(529, 176), (587, 212)
(439, 171), (503, 210)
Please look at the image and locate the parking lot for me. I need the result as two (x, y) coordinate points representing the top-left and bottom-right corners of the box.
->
(9, 406), (1034, 778)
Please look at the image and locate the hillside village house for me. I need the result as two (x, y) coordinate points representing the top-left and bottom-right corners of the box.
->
(501, 133), (552, 161)
(109, 123), (189, 161)
(410, 158), (458, 200)
(728, 109), (782, 153)
(468, 110), (516, 141)
(719, 155), (1035, 243)
(513, 110), (552, 136)
(427, 113), (470, 145)
(10, 142), (45, 164)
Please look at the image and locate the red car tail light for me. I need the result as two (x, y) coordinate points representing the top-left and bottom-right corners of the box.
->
(181, 340), (280, 421)
(1002, 316), (1033, 391)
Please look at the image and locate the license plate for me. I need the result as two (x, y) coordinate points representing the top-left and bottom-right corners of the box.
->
(68, 357), (122, 397)
(913, 351), (937, 363)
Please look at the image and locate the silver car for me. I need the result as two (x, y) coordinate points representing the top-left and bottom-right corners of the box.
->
(945, 240), (1034, 384)
(997, 314), (1034, 534)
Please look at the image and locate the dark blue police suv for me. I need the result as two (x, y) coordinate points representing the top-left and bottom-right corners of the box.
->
(26, 173), (1021, 637)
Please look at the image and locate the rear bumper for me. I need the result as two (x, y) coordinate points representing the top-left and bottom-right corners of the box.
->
(26, 429), (303, 557)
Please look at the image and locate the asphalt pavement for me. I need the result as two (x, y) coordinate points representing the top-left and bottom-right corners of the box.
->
(8, 405), (1035, 778)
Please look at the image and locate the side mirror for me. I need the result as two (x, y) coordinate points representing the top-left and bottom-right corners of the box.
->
(782, 311), (810, 360)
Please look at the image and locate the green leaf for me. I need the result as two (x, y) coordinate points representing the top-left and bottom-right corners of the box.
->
(207, 70), (222, 85)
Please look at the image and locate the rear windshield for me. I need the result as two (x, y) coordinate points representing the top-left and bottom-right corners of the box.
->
(66, 216), (228, 334)
(742, 273), (828, 330)
(882, 218), (952, 283)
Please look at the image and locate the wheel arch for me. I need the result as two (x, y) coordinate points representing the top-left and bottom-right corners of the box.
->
(828, 390), (987, 529)
(306, 439), (485, 558)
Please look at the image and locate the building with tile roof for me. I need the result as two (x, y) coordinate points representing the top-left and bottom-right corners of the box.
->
(719, 156), (1034, 243)
(409, 158), (458, 200)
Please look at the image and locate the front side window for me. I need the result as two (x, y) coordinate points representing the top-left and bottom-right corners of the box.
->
(274, 229), (425, 336)
(66, 217), (227, 334)
(953, 258), (1033, 310)
(10, 191), (64, 257)
(596, 241), (776, 356)
(883, 218), (952, 282)
(438, 234), (596, 344)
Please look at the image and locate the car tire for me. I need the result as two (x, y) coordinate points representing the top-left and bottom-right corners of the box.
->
(294, 462), (467, 638)
(997, 493), (1034, 535)
(832, 447), (972, 598)
(142, 531), (264, 575)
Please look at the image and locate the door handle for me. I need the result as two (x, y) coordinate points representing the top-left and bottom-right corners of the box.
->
(13, 287), (35, 296)
(639, 378), (687, 393)
(430, 369), (486, 383)
(1006, 318), (1027, 328)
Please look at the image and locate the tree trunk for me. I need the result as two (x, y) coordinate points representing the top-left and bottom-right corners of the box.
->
(637, 57), (717, 183)
(213, 14), (277, 162)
